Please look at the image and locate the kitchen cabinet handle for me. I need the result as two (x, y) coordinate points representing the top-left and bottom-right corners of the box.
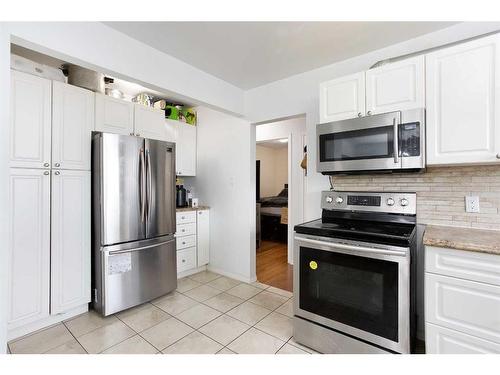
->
(182, 259), (186, 263)
(367, 111), (372, 116)
(496, 153), (500, 159)
(54, 163), (60, 167)
(130, 132), (134, 136)
(136, 133), (141, 137)
(43, 162), (49, 167)
(43, 171), (49, 175)
(357, 112), (362, 117)
(54, 171), (60, 175)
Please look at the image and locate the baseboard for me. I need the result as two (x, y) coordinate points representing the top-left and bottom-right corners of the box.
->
(206, 265), (256, 284)
(7, 304), (88, 342)
(177, 265), (207, 279)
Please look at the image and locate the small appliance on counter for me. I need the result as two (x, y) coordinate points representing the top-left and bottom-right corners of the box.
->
(176, 185), (188, 208)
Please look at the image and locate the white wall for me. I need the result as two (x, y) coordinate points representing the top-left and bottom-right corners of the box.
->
(6, 22), (244, 116)
(273, 148), (288, 195)
(256, 117), (306, 264)
(192, 106), (256, 282)
(245, 22), (500, 221)
(0, 24), (9, 353)
(256, 145), (288, 197)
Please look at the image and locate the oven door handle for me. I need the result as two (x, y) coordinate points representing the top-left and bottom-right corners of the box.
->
(296, 237), (407, 257)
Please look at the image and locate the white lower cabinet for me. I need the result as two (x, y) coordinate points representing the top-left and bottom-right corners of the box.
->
(426, 323), (500, 354)
(176, 209), (209, 275)
(8, 167), (91, 337)
(425, 245), (500, 353)
(177, 248), (197, 273)
(8, 168), (51, 330)
(50, 170), (91, 314)
(197, 209), (210, 267)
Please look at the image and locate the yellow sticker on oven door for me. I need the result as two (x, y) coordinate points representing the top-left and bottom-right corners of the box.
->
(309, 261), (318, 270)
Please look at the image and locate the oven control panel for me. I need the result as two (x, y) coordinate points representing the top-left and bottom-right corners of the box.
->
(322, 191), (416, 215)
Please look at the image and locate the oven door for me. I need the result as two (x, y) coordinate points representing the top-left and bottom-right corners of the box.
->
(293, 234), (410, 353)
(317, 111), (401, 173)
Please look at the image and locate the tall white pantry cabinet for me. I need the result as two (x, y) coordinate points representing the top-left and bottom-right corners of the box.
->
(8, 70), (92, 339)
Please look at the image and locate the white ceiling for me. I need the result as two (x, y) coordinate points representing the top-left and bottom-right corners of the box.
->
(104, 22), (457, 89)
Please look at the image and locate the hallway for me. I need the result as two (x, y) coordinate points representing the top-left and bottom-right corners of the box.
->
(256, 241), (293, 292)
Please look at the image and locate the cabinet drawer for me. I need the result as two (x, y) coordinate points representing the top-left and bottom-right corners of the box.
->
(176, 235), (196, 250)
(426, 323), (500, 354)
(426, 246), (500, 286)
(176, 211), (196, 225)
(176, 222), (196, 237)
(177, 247), (196, 273)
(426, 273), (500, 344)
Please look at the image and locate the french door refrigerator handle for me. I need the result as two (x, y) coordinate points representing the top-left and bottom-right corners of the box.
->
(297, 237), (407, 257)
(146, 149), (152, 222)
(107, 239), (175, 255)
(140, 148), (146, 222)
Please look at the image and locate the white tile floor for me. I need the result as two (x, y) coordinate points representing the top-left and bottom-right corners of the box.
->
(8, 271), (317, 354)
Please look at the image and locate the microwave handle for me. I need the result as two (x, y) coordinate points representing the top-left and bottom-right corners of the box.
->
(393, 117), (399, 164)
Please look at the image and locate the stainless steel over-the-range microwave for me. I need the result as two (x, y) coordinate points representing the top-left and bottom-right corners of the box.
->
(317, 109), (425, 174)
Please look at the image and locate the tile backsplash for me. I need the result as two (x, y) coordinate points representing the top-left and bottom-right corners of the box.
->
(331, 165), (500, 230)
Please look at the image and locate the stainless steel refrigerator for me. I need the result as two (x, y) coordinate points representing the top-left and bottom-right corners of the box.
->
(92, 132), (177, 316)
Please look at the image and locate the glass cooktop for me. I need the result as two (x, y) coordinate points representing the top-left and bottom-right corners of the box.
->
(294, 218), (416, 247)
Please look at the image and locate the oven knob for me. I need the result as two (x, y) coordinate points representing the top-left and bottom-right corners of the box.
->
(325, 196), (333, 203)
(335, 196), (344, 204)
(386, 198), (395, 206)
(400, 198), (409, 207)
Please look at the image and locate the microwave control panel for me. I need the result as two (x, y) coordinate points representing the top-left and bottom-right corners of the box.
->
(399, 122), (420, 157)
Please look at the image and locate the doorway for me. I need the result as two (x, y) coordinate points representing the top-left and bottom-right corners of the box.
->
(254, 116), (306, 292)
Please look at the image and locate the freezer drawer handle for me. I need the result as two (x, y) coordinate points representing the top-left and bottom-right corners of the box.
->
(107, 240), (174, 255)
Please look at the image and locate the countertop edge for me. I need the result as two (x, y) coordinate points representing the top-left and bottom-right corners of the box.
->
(423, 225), (500, 255)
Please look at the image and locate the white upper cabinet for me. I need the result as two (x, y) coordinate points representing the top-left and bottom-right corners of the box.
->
(50, 169), (91, 314)
(426, 34), (500, 165)
(134, 104), (167, 141)
(95, 93), (134, 135)
(164, 119), (178, 143)
(52, 81), (94, 170)
(196, 209), (210, 267)
(10, 70), (52, 169)
(8, 168), (50, 329)
(176, 122), (197, 176)
(319, 72), (365, 123)
(365, 56), (425, 115)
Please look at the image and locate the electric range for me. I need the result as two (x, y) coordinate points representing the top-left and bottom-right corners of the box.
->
(293, 191), (418, 354)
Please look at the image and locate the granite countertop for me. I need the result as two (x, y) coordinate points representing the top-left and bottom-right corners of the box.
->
(176, 205), (210, 212)
(423, 225), (500, 255)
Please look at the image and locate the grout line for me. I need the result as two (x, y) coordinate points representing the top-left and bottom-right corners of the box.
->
(61, 320), (89, 354)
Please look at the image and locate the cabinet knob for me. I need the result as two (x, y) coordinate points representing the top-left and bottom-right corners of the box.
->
(130, 132), (134, 136)
(54, 163), (60, 167)
(357, 112), (362, 117)
(43, 162), (49, 167)
(136, 133), (140, 137)
(497, 153), (500, 159)
(54, 171), (60, 175)
(43, 171), (49, 175)
(182, 259), (186, 263)
(367, 111), (372, 116)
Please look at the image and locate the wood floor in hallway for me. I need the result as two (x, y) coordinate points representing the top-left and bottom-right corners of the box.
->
(256, 240), (293, 292)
